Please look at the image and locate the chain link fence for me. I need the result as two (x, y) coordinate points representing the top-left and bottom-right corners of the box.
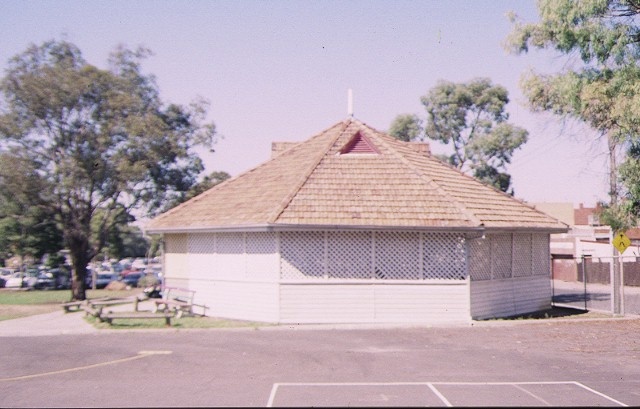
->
(552, 255), (640, 315)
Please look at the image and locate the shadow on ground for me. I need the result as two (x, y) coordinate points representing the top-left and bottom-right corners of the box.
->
(480, 306), (601, 321)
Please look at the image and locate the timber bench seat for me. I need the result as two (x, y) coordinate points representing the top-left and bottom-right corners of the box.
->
(99, 311), (175, 326)
(61, 300), (86, 313)
(153, 287), (207, 318)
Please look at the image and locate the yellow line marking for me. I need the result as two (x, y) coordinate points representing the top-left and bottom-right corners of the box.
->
(0, 350), (172, 382)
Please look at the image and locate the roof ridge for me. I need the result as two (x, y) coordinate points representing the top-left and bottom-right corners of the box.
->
(267, 119), (352, 223)
(360, 122), (484, 227)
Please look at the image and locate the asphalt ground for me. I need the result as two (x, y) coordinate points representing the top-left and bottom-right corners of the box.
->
(1, 313), (639, 407)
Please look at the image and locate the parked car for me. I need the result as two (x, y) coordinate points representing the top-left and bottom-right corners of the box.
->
(94, 272), (119, 289)
(5, 273), (22, 288)
(34, 271), (56, 290)
(48, 268), (71, 289)
(1, 268), (16, 283)
(34, 268), (71, 290)
(5, 272), (37, 289)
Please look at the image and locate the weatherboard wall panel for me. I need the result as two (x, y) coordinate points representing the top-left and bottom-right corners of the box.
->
(186, 279), (279, 322)
(279, 283), (470, 323)
(470, 276), (551, 319)
(374, 284), (469, 323)
(279, 284), (375, 323)
(470, 280), (516, 319)
(164, 234), (189, 283)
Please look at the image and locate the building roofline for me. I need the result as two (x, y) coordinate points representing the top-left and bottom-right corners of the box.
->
(145, 223), (490, 235)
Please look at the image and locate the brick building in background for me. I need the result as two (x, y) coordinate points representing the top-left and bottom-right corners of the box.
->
(532, 202), (640, 286)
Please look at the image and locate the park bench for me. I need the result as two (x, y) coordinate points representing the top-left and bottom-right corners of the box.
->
(99, 311), (175, 326)
(152, 286), (208, 318)
(61, 300), (86, 313)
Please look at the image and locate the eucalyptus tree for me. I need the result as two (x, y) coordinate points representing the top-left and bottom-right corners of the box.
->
(506, 0), (640, 227)
(390, 78), (528, 194)
(0, 152), (63, 265)
(0, 40), (216, 299)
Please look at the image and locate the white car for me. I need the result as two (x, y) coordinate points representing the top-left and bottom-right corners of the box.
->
(0, 268), (15, 283)
(5, 272), (37, 289)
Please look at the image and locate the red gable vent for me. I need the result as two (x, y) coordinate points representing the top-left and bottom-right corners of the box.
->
(339, 132), (380, 154)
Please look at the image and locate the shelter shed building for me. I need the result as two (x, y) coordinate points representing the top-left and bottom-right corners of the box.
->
(146, 118), (568, 324)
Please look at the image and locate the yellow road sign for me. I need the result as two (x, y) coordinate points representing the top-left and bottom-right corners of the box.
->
(613, 232), (631, 254)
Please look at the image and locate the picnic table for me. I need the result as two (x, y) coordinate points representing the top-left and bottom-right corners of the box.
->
(83, 296), (143, 317)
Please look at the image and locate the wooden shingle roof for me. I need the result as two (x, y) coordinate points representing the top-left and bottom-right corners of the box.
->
(146, 118), (568, 233)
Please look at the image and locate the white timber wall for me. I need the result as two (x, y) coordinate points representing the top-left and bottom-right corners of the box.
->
(469, 233), (552, 319)
(164, 234), (190, 289)
(279, 282), (469, 324)
(162, 230), (552, 323)
(164, 232), (280, 322)
(278, 231), (470, 324)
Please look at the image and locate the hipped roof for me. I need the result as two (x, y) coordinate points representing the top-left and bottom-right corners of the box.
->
(146, 118), (568, 234)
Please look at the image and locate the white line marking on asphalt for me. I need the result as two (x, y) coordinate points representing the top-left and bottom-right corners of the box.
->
(266, 383), (280, 407)
(426, 383), (453, 407)
(572, 381), (628, 407)
(513, 384), (552, 406)
(0, 351), (172, 382)
(266, 381), (629, 407)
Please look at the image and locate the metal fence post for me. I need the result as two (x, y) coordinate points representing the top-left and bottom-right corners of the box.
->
(582, 255), (587, 311)
(611, 251), (621, 316)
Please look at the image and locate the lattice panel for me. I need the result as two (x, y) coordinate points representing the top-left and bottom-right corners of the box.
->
(188, 233), (216, 254)
(165, 234), (187, 254)
(327, 231), (371, 279)
(280, 231), (325, 279)
(532, 234), (550, 276)
(217, 232), (244, 254)
(491, 234), (512, 279)
(468, 237), (491, 281)
(423, 233), (466, 280)
(246, 232), (277, 278)
(513, 234), (533, 277)
(375, 232), (421, 280)
(246, 232), (277, 254)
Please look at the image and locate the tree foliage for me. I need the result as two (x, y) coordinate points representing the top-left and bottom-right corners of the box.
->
(0, 152), (63, 262)
(389, 114), (423, 142)
(389, 78), (528, 193)
(0, 40), (216, 299)
(506, 0), (640, 228)
(161, 170), (231, 212)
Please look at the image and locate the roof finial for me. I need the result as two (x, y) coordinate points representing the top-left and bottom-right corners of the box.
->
(347, 88), (354, 118)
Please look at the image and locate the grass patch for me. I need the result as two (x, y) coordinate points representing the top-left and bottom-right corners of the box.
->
(0, 288), (141, 320)
(0, 288), (140, 305)
(0, 288), (269, 329)
(86, 314), (267, 330)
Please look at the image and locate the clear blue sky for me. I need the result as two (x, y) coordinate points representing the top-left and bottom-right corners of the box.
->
(1, 0), (610, 207)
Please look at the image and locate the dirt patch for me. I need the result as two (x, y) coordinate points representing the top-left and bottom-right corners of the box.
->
(0, 304), (60, 321)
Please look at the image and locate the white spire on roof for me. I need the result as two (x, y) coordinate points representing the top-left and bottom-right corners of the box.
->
(347, 88), (353, 117)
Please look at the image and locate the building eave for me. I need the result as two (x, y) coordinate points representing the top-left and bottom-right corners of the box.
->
(145, 223), (489, 235)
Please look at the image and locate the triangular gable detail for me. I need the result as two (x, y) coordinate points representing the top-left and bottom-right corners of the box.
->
(339, 131), (380, 154)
